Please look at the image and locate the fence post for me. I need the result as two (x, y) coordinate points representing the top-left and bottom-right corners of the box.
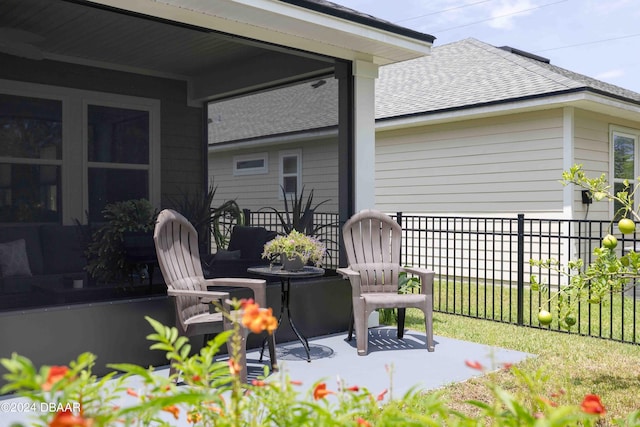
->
(243, 208), (251, 226)
(517, 214), (525, 325)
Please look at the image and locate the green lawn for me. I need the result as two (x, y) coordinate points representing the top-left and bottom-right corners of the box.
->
(432, 281), (640, 343)
(395, 309), (640, 423)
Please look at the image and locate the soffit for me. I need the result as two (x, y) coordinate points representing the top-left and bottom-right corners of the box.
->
(0, 0), (301, 79)
(91, 0), (432, 65)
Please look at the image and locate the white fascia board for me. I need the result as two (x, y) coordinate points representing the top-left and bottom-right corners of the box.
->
(376, 91), (640, 132)
(88, 0), (431, 64)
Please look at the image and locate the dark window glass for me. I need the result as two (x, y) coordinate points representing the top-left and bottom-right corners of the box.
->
(614, 134), (634, 179)
(88, 105), (149, 164)
(0, 94), (62, 160)
(88, 168), (148, 222)
(0, 163), (61, 223)
(237, 159), (264, 170)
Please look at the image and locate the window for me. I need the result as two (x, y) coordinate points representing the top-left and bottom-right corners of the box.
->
(612, 126), (640, 220)
(0, 79), (160, 224)
(279, 149), (301, 197)
(87, 105), (151, 222)
(233, 153), (268, 176)
(0, 93), (62, 222)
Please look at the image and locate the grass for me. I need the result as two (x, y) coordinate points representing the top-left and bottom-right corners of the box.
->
(394, 309), (640, 423)
(432, 281), (640, 343)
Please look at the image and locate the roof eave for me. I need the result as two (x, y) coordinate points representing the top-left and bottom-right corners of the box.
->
(376, 88), (640, 131)
(87, 0), (433, 65)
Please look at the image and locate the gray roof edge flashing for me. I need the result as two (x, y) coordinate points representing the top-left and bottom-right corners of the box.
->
(376, 87), (640, 123)
(278, 0), (436, 44)
(209, 125), (338, 151)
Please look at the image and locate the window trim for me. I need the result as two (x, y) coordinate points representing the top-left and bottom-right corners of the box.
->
(233, 152), (268, 176)
(0, 78), (160, 224)
(610, 124), (640, 219)
(279, 149), (302, 199)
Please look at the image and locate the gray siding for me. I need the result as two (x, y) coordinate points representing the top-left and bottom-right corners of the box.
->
(208, 137), (339, 214)
(376, 109), (565, 215)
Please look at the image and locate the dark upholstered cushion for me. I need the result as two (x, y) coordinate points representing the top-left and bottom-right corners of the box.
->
(0, 225), (44, 275)
(40, 225), (87, 274)
(213, 249), (241, 261)
(227, 226), (271, 261)
(0, 239), (32, 278)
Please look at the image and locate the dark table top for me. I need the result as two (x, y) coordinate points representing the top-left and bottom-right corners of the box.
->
(247, 265), (325, 279)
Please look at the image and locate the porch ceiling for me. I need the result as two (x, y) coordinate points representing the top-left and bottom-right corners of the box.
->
(0, 0), (335, 101)
(0, 0), (433, 102)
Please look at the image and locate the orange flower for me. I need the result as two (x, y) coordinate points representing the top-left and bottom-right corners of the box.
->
(252, 379), (267, 387)
(43, 366), (69, 391)
(163, 405), (180, 420)
(539, 397), (558, 407)
(356, 417), (371, 426)
(205, 405), (224, 416)
(501, 362), (513, 370)
(313, 382), (333, 400)
(187, 412), (202, 423)
(228, 358), (242, 376)
(289, 380), (303, 386)
(464, 360), (484, 371)
(377, 388), (388, 401)
(581, 394), (606, 416)
(49, 409), (91, 427)
(126, 388), (139, 397)
(241, 300), (278, 334)
(346, 385), (360, 392)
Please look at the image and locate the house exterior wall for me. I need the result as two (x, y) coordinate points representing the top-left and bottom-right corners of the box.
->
(0, 54), (203, 214)
(574, 108), (640, 222)
(375, 109), (565, 216)
(208, 137), (339, 214)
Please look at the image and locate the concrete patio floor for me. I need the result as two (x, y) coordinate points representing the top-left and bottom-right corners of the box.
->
(1, 327), (532, 426)
(247, 326), (532, 397)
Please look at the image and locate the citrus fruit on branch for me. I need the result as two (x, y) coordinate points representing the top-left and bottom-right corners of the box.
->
(618, 218), (636, 235)
(538, 310), (553, 326)
(602, 234), (618, 249)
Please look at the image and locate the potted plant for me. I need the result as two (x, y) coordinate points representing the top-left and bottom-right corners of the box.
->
(85, 199), (158, 284)
(262, 229), (326, 271)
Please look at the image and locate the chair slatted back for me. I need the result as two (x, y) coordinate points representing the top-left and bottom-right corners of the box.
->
(154, 209), (209, 331)
(342, 209), (401, 293)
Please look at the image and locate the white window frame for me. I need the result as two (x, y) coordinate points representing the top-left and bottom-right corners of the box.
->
(279, 149), (302, 199)
(0, 79), (160, 224)
(610, 125), (640, 219)
(233, 152), (268, 176)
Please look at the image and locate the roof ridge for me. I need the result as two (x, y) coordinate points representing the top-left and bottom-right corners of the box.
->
(465, 39), (581, 90)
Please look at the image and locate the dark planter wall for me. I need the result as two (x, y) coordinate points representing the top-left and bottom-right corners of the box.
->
(0, 297), (175, 388)
(0, 277), (351, 390)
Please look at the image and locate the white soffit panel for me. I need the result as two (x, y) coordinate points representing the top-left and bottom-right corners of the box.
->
(88, 0), (432, 64)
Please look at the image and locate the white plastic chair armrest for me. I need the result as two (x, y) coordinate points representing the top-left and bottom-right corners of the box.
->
(401, 266), (435, 296)
(205, 278), (268, 307)
(336, 267), (359, 279)
(167, 288), (230, 304)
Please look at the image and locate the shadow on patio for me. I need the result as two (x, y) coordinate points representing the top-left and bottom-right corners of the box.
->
(245, 326), (532, 398)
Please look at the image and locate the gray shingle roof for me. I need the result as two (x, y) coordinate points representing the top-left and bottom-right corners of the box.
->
(209, 78), (339, 144)
(376, 38), (640, 120)
(209, 38), (640, 144)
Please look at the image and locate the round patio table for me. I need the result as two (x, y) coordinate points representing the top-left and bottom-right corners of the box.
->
(248, 265), (325, 362)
